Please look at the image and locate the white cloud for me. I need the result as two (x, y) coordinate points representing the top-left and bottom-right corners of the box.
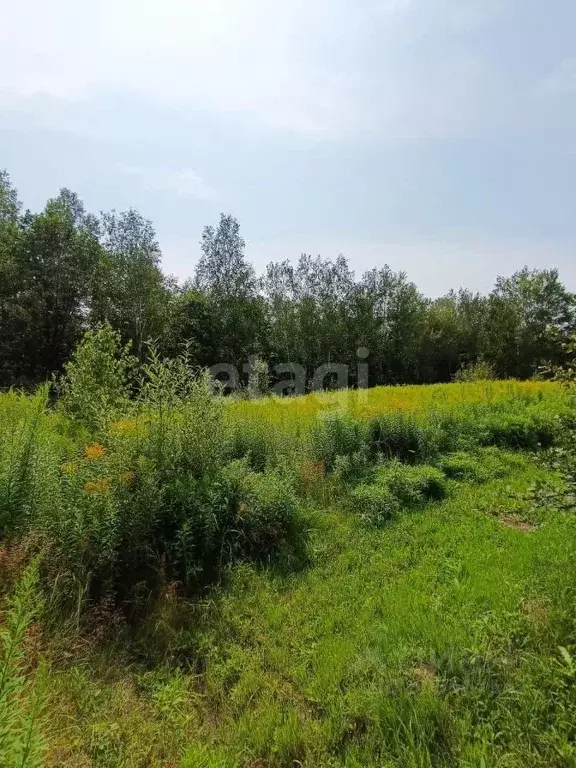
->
(118, 165), (219, 201)
(0, 0), (511, 138)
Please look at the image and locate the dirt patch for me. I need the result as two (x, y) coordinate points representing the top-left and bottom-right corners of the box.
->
(499, 516), (537, 532)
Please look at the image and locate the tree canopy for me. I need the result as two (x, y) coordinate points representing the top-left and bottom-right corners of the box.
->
(1, 168), (574, 390)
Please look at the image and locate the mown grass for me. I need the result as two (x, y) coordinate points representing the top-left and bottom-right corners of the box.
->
(0, 377), (575, 766)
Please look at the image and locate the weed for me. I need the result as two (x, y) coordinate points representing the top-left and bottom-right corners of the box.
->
(438, 452), (490, 483)
(375, 462), (448, 505)
(311, 412), (367, 471)
(0, 560), (45, 768)
(350, 483), (401, 527)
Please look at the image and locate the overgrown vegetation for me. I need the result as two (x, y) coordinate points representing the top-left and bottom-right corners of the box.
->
(0, 327), (575, 765)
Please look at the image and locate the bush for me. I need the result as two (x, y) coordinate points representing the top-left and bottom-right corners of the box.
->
(333, 448), (371, 484)
(39, 433), (306, 611)
(225, 464), (305, 561)
(248, 357), (271, 398)
(437, 452), (490, 483)
(58, 325), (136, 432)
(477, 409), (556, 450)
(310, 413), (367, 471)
(0, 388), (68, 539)
(350, 483), (401, 527)
(226, 425), (269, 473)
(453, 359), (496, 382)
(0, 347), (310, 618)
(369, 412), (430, 464)
(375, 462), (447, 505)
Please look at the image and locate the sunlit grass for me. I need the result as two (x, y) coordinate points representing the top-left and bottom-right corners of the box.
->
(39, 451), (576, 767)
(1, 378), (574, 766)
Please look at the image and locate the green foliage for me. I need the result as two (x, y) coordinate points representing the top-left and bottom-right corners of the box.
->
(369, 412), (430, 463)
(0, 373), (573, 765)
(0, 387), (66, 538)
(350, 482), (401, 526)
(476, 406), (558, 450)
(375, 461), (448, 505)
(221, 462), (305, 562)
(333, 448), (371, 484)
(58, 324), (136, 431)
(95, 208), (169, 360)
(0, 560), (45, 768)
(248, 357), (270, 398)
(1, 353), (308, 616)
(311, 412), (368, 471)
(453, 359), (496, 382)
(2, 165), (576, 390)
(437, 451), (490, 482)
(226, 425), (269, 472)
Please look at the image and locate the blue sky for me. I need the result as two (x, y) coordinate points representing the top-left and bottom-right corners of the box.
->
(1, 0), (575, 296)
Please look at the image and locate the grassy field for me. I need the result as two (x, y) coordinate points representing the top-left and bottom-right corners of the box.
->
(1, 378), (575, 767)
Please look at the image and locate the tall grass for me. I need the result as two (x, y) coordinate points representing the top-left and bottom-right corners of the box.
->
(0, 360), (308, 620)
(0, 369), (574, 765)
(0, 560), (45, 768)
(0, 377), (568, 621)
(226, 380), (567, 472)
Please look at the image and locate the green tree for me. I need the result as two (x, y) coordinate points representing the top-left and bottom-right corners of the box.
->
(485, 268), (575, 378)
(6, 189), (102, 382)
(0, 171), (25, 385)
(191, 214), (268, 373)
(94, 209), (170, 359)
(58, 324), (136, 431)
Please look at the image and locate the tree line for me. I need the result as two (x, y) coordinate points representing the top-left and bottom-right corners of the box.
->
(1, 169), (575, 391)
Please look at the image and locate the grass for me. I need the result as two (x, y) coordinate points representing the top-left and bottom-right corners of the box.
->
(0, 377), (575, 766)
(225, 380), (567, 472)
(39, 451), (576, 767)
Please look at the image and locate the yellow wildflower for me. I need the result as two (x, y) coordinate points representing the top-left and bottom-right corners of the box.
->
(110, 419), (137, 433)
(61, 461), (76, 474)
(84, 442), (106, 460)
(83, 478), (111, 495)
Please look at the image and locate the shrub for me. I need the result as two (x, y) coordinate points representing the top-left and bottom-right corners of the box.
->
(226, 464), (304, 561)
(0, 351), (311, 618)
(58, 325), (136, 432)
(453, 359), (496, 383)
(159, 462), (305, 588)
(477, 409), (556, 450)
(333, 448), (371, 484)
(350, 483), (401, 527)
(375, 462), (447, 505)
(430, 410), (478, 455)
(369, 412), (430, 464)
(0, 388), (65, 539)
(248, 357), (270, 398)
(226, 425), (269, 473)
(437, 452), (490, 483)
(476, 446), (526, 478)
(310, 413), (367, 471)
(431, 402), (558, 455)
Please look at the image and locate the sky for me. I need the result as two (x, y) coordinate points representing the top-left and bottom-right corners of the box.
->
(1, 0), (575, 297)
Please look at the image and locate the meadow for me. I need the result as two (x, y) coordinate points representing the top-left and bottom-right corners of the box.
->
(0, 351), (575, 767)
